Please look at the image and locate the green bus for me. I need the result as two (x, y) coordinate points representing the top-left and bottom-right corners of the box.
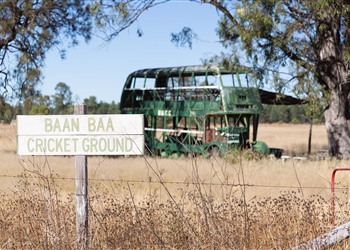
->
(120, 65), (290, 157)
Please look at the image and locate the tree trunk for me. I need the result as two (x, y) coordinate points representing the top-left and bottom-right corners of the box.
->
(324, 87), (350, 157)
(308, 115), (312, 157)
(316, 15), (350, 157)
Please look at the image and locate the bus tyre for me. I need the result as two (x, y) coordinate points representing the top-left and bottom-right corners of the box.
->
(209, 146), (220, 158)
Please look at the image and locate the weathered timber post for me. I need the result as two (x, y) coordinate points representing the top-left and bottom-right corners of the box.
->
(74, 104), (88, 249)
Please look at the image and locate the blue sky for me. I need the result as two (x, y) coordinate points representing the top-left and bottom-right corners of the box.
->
(41, 1), (225, 104)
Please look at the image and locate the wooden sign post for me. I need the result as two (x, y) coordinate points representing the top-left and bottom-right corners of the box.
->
(74, 105), (88, 249)
(17, 106), (144, 249)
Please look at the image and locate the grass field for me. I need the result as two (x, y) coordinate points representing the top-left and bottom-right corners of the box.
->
(257, 123), (328, 155)
(1, 122), (350, 249)
(0, 122), (331, 198)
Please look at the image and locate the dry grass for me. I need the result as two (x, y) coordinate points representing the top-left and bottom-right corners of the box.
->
(1, 122), (350, 249)
(0, 122), (16, 153)
(256, 123), (328, 155)
(0, 156), (349, 249)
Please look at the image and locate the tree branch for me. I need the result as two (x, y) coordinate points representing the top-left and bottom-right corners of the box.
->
(203, 0), (245, 34)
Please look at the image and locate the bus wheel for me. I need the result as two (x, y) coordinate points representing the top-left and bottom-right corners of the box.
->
(209, 146), (220, 158)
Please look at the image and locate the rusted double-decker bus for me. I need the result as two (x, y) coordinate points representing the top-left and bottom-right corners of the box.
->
(120, 65), (299, 157)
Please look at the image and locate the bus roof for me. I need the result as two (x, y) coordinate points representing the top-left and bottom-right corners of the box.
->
(127, 65), (251, 77)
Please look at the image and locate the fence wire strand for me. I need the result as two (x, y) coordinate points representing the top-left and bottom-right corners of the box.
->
(0, 174), (346, 191)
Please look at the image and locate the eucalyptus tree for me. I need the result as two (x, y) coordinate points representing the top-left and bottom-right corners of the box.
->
(96, 0), (350, 156)
(0, 0), (91, 100)
(0, 0), (167, 102)
(52, 82), (73, 114)
(202, 0), (350, 157)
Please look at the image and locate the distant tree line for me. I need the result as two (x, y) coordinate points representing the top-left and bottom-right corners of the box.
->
(0, 81), (324, 125)
(0, 82), (120, 123)
(259, 104), (325, 124)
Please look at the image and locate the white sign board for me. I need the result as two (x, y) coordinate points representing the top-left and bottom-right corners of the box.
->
(17, 115), (144, 155)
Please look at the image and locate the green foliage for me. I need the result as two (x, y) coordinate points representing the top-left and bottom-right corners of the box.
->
(83, 96), (120, 114)
(259, 104), (324, 124)
(0, 0), (92, 100)
(23, 98), (32, 115)
(178, 1), (348, 115)
(17, 87), (52, 116)
(29, 106), (49, 115)
(84, 96), (99, 114)
(0, 98), (15, 123)
(108, 101), (120, 114)
(52, 82), (73, 114)
(290, 118), (300, 124)
(90, 0), (164, 41)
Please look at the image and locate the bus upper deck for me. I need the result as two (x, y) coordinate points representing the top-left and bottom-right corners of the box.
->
(120, 65), (263, 115)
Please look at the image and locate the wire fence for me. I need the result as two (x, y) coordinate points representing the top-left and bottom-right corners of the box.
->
(0, 173), (347, 192)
